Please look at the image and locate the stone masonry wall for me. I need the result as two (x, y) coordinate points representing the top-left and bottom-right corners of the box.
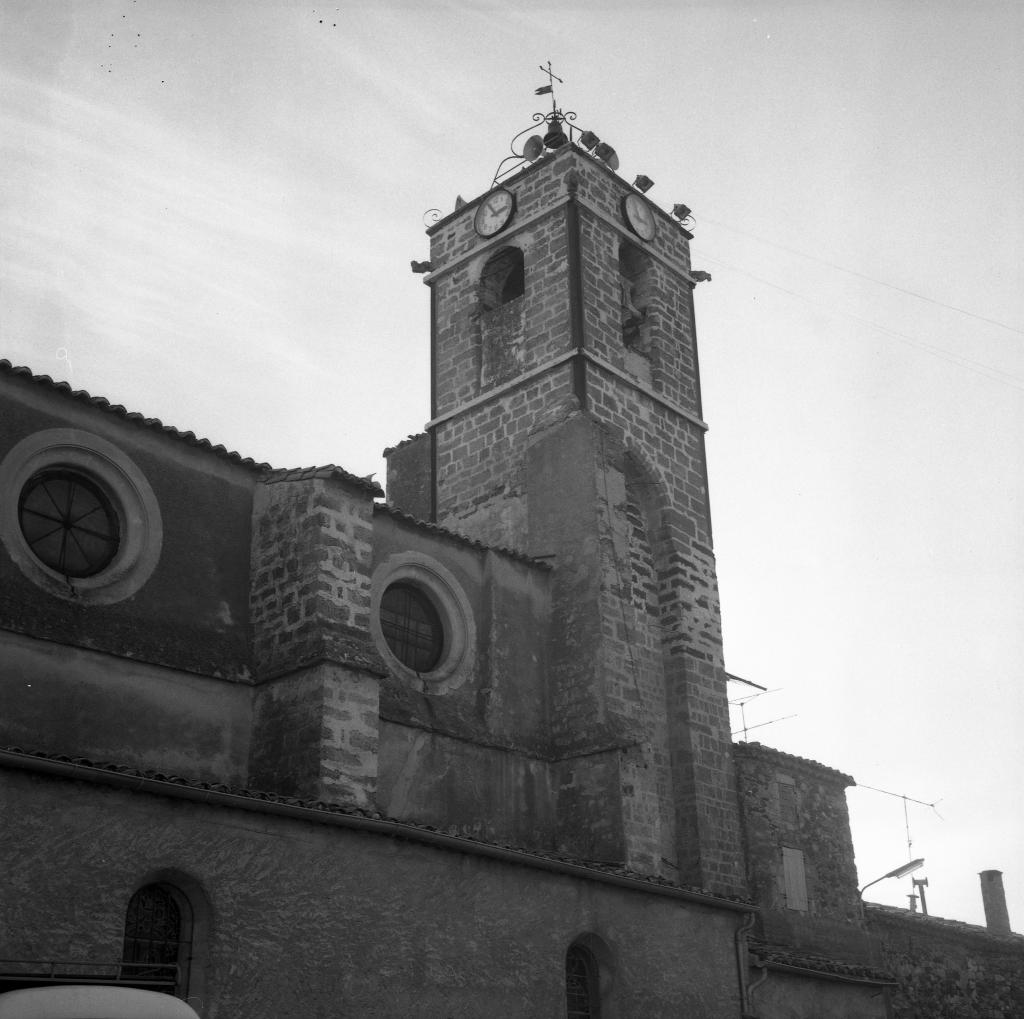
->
(248, 662), (379, 807)
(424, 145), (744, 895)
(248, 472), (384, 806)
(433, 370), (574, 549)
(583, 366), (735, 891)
(735, 742), (861, 922)
(571, 150), (742, 896)
(734, 742), (878, 966)
(427, 150), (581, 549)
(573, 159), (699, 418)
(383, 432), (431, 519)
(592, 428), (677, 877)
(249, 472), (381, 678)
(868, 906), (1024, 1018)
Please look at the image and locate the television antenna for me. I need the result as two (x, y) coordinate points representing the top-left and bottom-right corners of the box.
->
(727, 673), (795, 740)
(856, 782), (943, 862)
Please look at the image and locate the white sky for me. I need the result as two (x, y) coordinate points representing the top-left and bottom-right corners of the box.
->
(2, 1), (1022, 930)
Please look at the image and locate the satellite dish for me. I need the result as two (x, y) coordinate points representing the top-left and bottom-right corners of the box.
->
(523, 135), (544, 161)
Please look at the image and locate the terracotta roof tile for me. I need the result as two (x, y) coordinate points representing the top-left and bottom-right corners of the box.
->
(866, 903), (1023, 941)
(1, 359), (271, 469)
(382, 432), (428, 456)
(264, 465), (383, 497)
(750, 941), (895, 983)
(733, 740), (855, 786)
(1, 361), (382, 495)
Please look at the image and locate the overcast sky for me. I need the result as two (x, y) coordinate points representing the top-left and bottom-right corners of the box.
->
(3, 1), (1022, 930)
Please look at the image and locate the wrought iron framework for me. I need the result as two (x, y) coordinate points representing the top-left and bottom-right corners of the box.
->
(0, 959), (179, 993)
(18, 469), (119, 578)
(565, 944), (601, 1018)
(491, 109), (586, 187)
(122, 884), (192, 997)
(380, 582), (445, 672)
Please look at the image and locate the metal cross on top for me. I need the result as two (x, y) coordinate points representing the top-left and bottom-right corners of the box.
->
(534, 60), (563, 111)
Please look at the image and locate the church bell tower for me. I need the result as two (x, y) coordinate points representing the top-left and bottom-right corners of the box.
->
(389, 87), (745, 895)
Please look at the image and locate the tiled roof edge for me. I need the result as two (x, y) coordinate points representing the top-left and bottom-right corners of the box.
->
(865, 903), (1024, 942)
(1, 744), (753, 912)
(263, 465), (383, 497)
(374, 504), (552, 568)
(750, 941), (896, 985)
(382, 432), (428, 456)
(733, 740), (855, 786)
(1, 361), (382, 494)
(1, 360), (271, 470)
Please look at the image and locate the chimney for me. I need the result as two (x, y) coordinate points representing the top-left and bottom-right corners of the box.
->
(979, 870), (1012, 934)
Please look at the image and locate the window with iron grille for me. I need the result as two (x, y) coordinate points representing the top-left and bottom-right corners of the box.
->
(122, 884), (192, 996)
(565, 944), (601, 1019)
(380, 582), (444, 672)
(18, 469), (119, 578)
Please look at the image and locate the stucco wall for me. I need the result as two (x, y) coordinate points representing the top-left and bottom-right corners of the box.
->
(0, 629), (251, 785)
(371, 510), (555, 842)
(750, 970), (889, 1019)
(1, 765), (746, 1019)
(0, 376), (255, 682)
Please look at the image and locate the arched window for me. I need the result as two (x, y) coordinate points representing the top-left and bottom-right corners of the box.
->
(477, 247), (526, 387)
(623, 454), (663, 619)
(478, 247), (524, 311)
(565, 944), (601, 1019)
(618, 240), (652, 351)
(122, 884), (193, 997)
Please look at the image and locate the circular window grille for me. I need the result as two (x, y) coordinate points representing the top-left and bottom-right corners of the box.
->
(379, 582), (444, 673)
(18, 469), (120, 578)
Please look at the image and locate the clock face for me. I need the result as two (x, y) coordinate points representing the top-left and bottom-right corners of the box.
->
(474, 189), (516, 238)
(623, 193), (657, 242)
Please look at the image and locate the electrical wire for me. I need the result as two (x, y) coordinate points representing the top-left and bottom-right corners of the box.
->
(701, 216), (1024, 337)
(699, 250), (1024, 393)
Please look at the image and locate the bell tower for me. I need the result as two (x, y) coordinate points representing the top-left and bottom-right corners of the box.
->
(390, 92), (745, 894)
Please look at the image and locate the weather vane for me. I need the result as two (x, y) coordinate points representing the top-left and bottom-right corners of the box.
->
(534, 60), (563, 113)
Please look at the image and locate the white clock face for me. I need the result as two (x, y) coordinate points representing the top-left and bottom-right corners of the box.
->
(474, 189), (515, 238)
(623, 193), (657, 242)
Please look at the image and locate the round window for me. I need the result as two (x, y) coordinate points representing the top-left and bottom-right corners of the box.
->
(370, 552), (475, 693)
(379, 582), (444, 673)
(18, 469), (120, 578)
(0, 429), (163, 604)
